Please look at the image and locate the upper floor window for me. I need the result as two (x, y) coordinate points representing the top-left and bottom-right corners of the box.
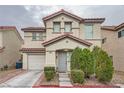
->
(84, 24), (93, 39)
(118, 30), (124, 38)
(64, 22), (72, 32)
(53, 22), (60, 32)
(32, 32), (46, 41)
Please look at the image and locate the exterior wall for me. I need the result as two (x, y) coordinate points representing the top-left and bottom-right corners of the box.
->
(1, 30), (22, 68)
(0, 31), (3, 47)
(45, 14), (102, 47)
(102, 29), (124, 72)
(22, 53), (28, 69)
(22, 32), (45, 48)
(46, 14), (80, 40)
(45, 38), (89, 71)
(80, 23), (102, 48)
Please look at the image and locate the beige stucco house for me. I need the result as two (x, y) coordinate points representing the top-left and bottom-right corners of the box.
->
(0, 26), (23, 69)
(21, 9), (105, 72)
(101, 23), (124, 72)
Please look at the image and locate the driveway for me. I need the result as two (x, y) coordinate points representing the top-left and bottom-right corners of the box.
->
(0, 71), (42, 88)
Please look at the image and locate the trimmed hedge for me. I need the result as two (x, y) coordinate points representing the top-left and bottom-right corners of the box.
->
(71, 70), (84, 84)
(44, 66), (55, 72)
(44, 66), (56, 81)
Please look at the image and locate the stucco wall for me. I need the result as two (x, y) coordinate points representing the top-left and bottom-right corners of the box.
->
(45, 14), (102, 47)
(46, 14), (80, 40)
(1, 30), (22, 68)
(102, 29), (124, 72)
(22, 32), (45, 48)
(22, 53), (28, 69)
(0, 31), (3, 47)
(45, 38), (90, 71)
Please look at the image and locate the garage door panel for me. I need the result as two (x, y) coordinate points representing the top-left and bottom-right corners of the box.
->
(28, 54), (45, 70)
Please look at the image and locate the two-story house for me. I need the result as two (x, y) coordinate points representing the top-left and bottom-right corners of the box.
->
(0, 26), (23, 69)
(101, 23), (124, 72)
(21, 9), (105, 72)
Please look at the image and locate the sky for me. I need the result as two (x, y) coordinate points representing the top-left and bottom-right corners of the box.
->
(0, 5), (124, 37)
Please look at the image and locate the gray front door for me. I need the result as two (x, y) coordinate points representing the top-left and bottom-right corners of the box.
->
(58, 52), (67, 72)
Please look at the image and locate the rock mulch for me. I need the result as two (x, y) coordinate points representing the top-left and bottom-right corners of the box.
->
(0, 69), (26, 84)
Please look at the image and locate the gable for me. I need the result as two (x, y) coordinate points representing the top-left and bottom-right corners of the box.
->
(43, 9), (82, 22)
(44, 38), (90, 51)
(42, 34), (92, 47)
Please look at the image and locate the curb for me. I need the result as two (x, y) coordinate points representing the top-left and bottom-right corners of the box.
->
(33, 85), (120, 88)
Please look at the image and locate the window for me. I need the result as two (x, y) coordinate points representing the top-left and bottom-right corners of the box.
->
(102, 38), (107, 44)
(84, 24), (93, 39)
(65, 22), (72, 32)
(118, 30), (124, 38)
(32, 32), (46, 41)
(53, 22), (60, 32)
(32, 33), (37, 40)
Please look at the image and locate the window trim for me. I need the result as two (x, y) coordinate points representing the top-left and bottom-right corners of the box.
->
(32, 32), (46, 41)
(64, 22), (72, 32)
(118, 30), (124, 38)
(53, 22), (61, 32)
(84, 24), (93, 39)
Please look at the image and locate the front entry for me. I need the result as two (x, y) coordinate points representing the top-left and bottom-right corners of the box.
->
(58, 52), (67, 72)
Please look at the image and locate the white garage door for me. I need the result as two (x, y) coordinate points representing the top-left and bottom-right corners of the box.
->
(28, 54), (45, 70)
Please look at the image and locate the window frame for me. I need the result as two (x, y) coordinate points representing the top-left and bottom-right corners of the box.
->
(32, 32), (46, 41)
(53, 22), (61, 32)
(64, 22), (72, 32)
(84, 24), (93, 39)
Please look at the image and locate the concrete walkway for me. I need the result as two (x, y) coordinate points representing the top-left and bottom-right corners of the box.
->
(0, 71), (42, 88)
(59, 73), (73, 87)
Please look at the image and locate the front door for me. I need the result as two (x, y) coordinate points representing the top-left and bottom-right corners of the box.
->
(58, 52), (67, 72)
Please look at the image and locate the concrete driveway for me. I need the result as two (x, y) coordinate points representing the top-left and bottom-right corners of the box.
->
(0, 71), (42, 88)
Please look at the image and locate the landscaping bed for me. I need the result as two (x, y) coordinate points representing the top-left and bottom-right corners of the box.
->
(33, 73), (59, 87)
(0, 69), (26, 84)
(111, 71), (124, 84)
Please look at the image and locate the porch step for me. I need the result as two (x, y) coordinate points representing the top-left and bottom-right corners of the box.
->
(59, 73), (73, 87)
(59, 78), (70, 82)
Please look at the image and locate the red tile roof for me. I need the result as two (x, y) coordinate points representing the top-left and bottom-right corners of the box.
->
(101, 26), (116, 31)
(42, 34), (92, 47)
(84, 18), (105, 23)
(21, 27), (46, 32)
(43, 9), (105, 23)
(43, 9), (83, 22)
(0, 26), (16, 30)
(101, 22), (124, 31)
(20, 48), (45, 53)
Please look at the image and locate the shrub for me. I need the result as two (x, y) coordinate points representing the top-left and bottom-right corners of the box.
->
(44, 71), (55, 81)
(44, 66), (55, 73)
(96, 66), (114, 83)
(81, 48), (94, 77)
(71, 47), (83, 70)
(44, 66), (56, 81)
(71, 70), (84, 84)
(93, 47), (114, 83)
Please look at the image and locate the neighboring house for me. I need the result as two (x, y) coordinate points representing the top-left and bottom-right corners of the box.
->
(0, 26), (23, 69)
(20, 9), (105, 72)
(101, 23), (124, 72)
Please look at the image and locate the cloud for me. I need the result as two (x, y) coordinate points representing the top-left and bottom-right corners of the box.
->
(0, 5), (124, 37)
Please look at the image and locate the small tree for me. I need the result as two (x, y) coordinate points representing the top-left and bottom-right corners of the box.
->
(71, 47), (83, 70)
(81, 48), (94, 77)
(92, 46), (114, 83)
